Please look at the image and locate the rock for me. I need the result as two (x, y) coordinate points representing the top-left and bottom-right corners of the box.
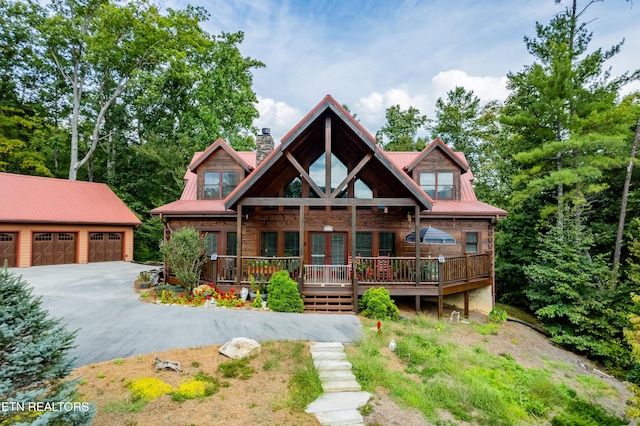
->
(219, 337), (261, 360)
(154, 355), (182, 372)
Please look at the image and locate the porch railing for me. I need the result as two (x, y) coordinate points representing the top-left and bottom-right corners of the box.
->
(200, 256), (301, 284)
(303, 265), (350, 285)
(200, 253), (490, 287)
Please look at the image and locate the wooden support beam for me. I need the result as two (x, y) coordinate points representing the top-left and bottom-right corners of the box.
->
(415, 295), (420, 313)
(464, 291), (469, 318)
(298, 205), (304, 294)
(415, 205), (421, 287)
(325, 116), (331, 197)
(331, 153), (373, 198)
(352, 205), (358, 313)
(242, 196), (418, 207)
(284, 151), (326, 198)
(236, 205), (243, 288)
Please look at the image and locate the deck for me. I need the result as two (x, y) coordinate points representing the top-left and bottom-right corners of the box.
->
(200, 253), (492, 316)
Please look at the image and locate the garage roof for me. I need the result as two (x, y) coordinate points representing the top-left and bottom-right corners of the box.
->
(0, 173), (141, 225)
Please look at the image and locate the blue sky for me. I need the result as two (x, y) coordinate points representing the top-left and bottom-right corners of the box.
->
(169, 0), (640, 141)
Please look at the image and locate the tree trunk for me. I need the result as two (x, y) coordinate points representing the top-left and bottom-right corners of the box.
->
(612, 117), (640, 286)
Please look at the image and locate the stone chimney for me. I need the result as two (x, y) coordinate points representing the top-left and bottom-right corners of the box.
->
(255, 128), (274, 166)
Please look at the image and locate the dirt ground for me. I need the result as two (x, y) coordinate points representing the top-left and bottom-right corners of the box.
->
(72, 295), (634, 425)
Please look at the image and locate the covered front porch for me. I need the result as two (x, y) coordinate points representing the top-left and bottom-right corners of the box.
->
(201, 252), (492, 316)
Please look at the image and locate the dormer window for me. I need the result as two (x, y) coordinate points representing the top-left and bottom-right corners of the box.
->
(204, 172), (238, 199)
(420, 172), (453, 199)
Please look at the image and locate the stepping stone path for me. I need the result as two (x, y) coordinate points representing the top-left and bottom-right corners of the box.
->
(305, 342), (371, 426)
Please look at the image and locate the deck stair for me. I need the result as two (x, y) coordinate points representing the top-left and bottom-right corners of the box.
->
(303, 288), (354, 313)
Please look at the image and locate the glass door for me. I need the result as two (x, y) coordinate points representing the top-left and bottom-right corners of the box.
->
(310, 232), (346, 265)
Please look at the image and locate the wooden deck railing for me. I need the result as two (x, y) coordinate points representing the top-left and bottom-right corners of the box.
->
(200, 256), (301, 284)
(200, 253), (490, 287)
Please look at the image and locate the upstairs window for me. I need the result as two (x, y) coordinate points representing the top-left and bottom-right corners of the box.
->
(419, 172), (454, 199)
(204, 172), (238, 199)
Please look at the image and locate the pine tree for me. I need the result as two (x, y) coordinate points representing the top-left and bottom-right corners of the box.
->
(0, 266), (95, 425)
(524, 213), (628, 368)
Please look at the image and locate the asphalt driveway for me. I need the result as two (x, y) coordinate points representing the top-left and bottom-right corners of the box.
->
(10, 262), (363, 367)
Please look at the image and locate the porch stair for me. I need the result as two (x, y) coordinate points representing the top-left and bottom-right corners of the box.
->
(303, 288), (354, 313)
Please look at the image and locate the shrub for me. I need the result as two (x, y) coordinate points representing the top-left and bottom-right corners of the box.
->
(267, 270), (304, 313)
(0, 267), (96, 425)
(160, 227), (207, 293)
(359, 287), (400, 320)
(488, 307), (508, 323)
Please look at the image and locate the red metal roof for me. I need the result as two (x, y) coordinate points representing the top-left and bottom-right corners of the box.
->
(0, 173), (141, 225)
(151, 199), (233, 216)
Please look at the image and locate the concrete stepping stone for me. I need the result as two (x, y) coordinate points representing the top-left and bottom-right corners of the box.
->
(314, 409), (363, 426)
(314, 360), (353, 371)
(312, 351), (347, 361)
(322, 379), (361, 392)
(310, 342), (345, 352)
(307, 342), (370, 425)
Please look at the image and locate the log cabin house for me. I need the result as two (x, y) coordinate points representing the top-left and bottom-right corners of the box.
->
(151, 95), (506, 315)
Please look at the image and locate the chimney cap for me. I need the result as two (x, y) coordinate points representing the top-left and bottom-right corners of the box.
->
(261, 128), (271, 135)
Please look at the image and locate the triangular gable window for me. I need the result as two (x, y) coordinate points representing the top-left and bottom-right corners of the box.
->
(354, 179), (373, 199)
(285, 176), (302, 198)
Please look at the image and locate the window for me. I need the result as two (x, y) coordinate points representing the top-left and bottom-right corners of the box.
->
(227, 232), (237, 256)
(203, 172), (238, 199)
(89, 233), (103, 241)
(379, 232), (395, 256)
(261, 232), (277, 257)
(309, 153), (348, 196)
(355, 232), (373, 257)
(284, 177), (302, 198)
(419, 172), (454, 199)
(204, 233), (219, 257)
(354, 179), (373, 199)
(284, 232), (300, 256)
(465, 232), (478, 253)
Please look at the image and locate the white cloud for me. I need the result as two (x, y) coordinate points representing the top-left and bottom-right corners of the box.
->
(356, 88), (432, 133)
(431, 70), (509, 103)
(253, 96), (301, 141)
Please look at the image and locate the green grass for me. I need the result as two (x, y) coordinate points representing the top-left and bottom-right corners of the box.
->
(286, 342), (323, 411)
(217, 358), (255, 380)
(346, 315), (628, 425)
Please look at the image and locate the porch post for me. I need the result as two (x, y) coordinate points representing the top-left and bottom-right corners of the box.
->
(236, 204), (243, 288)
(464, 291), (469, 318)
(438, 263), (444, 318)
(414, 205), (421, 313)
(299, 205), (305, 293)
(352, 204), (358, 313)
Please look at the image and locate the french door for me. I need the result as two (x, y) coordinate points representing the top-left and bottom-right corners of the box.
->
(310, 232), (346, 265)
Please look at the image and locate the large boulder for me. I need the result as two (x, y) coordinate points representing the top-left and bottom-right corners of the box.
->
(219, 337), (261, 360)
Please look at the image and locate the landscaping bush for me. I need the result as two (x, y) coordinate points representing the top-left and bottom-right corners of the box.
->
(359, 287), (400, 320)
(0, 266), (96, 425)
(160, 227), (207, 293)
(267, 270), (304, 313)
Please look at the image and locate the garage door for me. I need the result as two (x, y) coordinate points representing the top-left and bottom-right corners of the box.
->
(32, 232), (76, 266)
(1, 233), (17, 267)
(88, 232), (123, 262)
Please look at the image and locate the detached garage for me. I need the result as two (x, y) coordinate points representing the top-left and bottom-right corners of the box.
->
(0, 173), (141, 267)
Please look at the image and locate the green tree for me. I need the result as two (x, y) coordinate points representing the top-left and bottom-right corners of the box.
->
(160, 227), (206, 293)
(375, 104), (428, 152)
(431, 86), (483, 171)
(524, 212), (628, 368)
(503, 1), (638, 223)
(0, 266), (95, 425)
